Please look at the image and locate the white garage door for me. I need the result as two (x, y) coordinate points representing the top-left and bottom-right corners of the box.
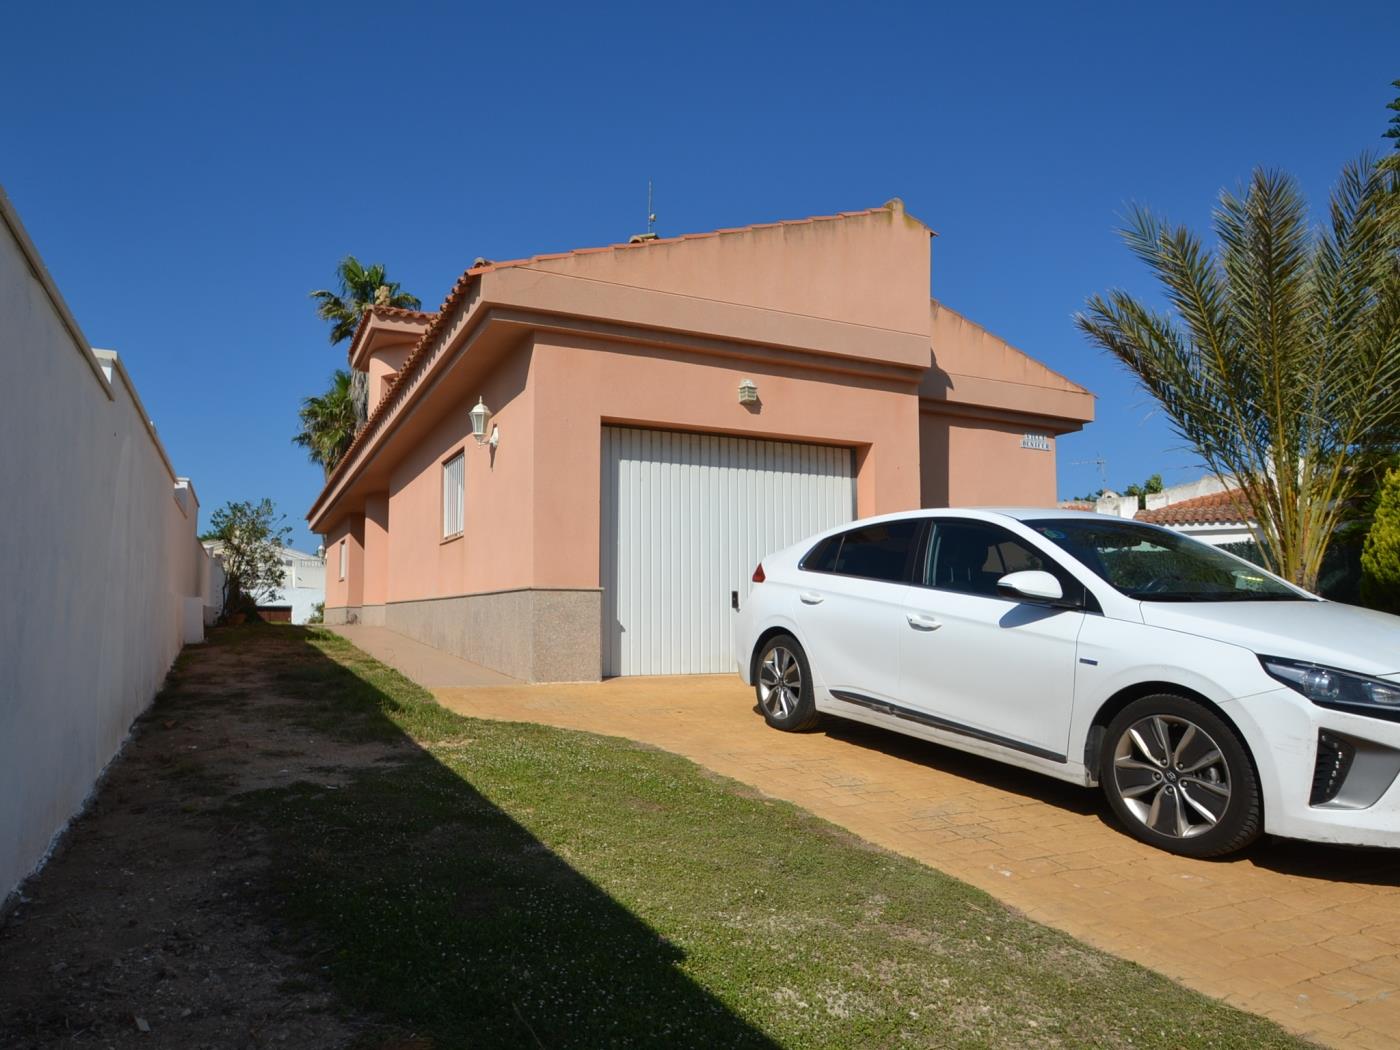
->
(601, 426), (856, 676)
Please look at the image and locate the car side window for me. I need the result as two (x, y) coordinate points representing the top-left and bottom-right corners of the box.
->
(923, 520), (1060, 598)
(802, 519), (923, 583)
(801, 535), (841, 573)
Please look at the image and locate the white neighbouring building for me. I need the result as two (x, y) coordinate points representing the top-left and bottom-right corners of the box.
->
(204, 543), (326, 624)
(1067, 475), (1257, 547)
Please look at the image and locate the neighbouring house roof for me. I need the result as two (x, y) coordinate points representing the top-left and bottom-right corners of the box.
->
(1138, 489), (1253, 527)
(1058, 500), (1095, 512)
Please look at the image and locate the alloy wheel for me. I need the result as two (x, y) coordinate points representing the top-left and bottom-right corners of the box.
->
(1112, 714), (1232, 839)
(758, 646), (802, 720)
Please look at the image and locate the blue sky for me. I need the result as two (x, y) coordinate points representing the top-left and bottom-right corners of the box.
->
(4, 2), (1397, 549)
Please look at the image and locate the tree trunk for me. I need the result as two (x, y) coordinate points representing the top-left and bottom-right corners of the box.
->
(349, 369), (369, 427)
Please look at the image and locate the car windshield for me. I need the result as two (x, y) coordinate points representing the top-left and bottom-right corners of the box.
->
(1023, 518), (1310, 602)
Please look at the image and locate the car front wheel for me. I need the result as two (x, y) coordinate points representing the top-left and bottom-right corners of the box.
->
(1101, 694), (1262, 858)
(755, 635), (820, 732)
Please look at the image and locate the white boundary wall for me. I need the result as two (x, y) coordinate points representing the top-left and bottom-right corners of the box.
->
(0, 186), (216, 904)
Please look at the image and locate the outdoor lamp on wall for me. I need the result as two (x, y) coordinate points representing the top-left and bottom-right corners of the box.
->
(738, 379), (759, 405)
(469, 396), (500, 449)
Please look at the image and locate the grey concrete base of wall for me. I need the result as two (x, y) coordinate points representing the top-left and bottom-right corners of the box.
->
(383, 589), (601, 683)
(359, 604), (386, 627)
(323, 605), (356, 626)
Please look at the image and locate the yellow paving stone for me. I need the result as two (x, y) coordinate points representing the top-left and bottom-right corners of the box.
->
(1273, 945), (1373, 982)
(1339, 1025), (1400, 1050)
(1290, 1009), (1364, 1046)
(1249, 953), (1335, 989)
(1317, 933), (1400, 964)
(1307, 965), (1398, 1004)
(1351, 953), (1400, 985)
(1332, 996), (1400, 1036)
(1285, 978), (1373, 1014)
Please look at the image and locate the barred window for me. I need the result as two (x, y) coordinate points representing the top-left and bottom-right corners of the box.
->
(443, 452), (465, 537)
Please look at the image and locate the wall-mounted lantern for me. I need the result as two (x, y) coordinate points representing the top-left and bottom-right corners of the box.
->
(738, 379), (759, 405)
(470, 396), (500, 449)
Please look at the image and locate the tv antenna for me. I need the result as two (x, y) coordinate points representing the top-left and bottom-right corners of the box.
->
(1072, 455), (1109, 490)
(647, 179), (656, 236)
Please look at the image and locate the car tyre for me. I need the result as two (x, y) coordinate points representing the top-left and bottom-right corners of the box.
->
(755, 635), (821, 732)
(1101, 694), (1262, 858)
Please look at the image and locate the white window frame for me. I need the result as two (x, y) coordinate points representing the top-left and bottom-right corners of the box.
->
(442, 450), (465, 538)
(338, 539), (347, 580)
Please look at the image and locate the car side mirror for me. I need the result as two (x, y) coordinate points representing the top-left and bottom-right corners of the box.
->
(996, 570), (1064, 605)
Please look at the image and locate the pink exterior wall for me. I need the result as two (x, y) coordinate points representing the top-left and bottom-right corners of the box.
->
(522, 203), (931, 339)
(369, 333), (921, 602)
(527, 334), (921, 590)
(362, 494), (390, 605)
(384, 344), (537, 602)
(924, 303), (1094, 424)
(367, 344), (413, 413)
(324, 516), (364, 608)
(920, 411), (1059, 508)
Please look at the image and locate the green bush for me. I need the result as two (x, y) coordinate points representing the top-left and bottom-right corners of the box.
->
(1361, 468), (1400, 614)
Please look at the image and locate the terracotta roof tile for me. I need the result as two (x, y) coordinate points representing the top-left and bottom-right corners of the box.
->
(1138, 489), (1253, 526)
(1058, 501), (1095, 512)
(317, 203), (916, 501)
(369, 304), (436, 323)
(344, 303), (437, 365)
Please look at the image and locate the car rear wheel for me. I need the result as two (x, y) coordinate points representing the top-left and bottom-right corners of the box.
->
(1101, 694), (1262, 858)
(755, 635), (820, 732)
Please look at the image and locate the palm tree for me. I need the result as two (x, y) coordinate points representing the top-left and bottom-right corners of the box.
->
(293, 370), (359, 476)
(1078, 159), (1400, 590)
(310, 256), (422, 422)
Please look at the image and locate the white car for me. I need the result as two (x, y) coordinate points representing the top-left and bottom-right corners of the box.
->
(734, 508), (1400, 857)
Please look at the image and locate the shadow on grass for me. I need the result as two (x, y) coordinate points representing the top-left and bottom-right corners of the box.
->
(217, 626), (778, 1049)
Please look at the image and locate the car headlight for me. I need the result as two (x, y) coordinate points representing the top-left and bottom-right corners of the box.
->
(1260, 656), (1400, 723)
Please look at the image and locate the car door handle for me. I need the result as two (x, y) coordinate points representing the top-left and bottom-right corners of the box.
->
(799, 592), (824, 605)
(907, 613), (941, 631)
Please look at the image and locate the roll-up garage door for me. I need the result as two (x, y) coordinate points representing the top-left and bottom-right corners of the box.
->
(601, 426), (856, 676)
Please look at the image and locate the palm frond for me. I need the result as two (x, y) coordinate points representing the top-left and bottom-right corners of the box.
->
(1077, 157), (1399, 588)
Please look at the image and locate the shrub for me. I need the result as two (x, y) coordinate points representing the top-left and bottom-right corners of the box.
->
(1361, 468), (1400, 615)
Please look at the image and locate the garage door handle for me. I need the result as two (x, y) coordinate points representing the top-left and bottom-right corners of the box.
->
(799, 592), (824, 605)
(907, 613), (941, 631)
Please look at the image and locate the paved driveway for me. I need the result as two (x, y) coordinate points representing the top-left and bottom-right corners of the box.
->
(335, 626), (1400, 1049)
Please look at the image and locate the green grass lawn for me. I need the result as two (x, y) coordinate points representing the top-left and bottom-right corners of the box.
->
(199, 626), (1307, 1049)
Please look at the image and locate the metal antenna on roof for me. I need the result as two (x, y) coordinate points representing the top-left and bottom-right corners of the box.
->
(1073, 455), (1109, 490)
(647, 179), (656, 235)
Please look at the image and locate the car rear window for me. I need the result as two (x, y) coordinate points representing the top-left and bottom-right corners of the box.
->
(802, 519), (923, 583)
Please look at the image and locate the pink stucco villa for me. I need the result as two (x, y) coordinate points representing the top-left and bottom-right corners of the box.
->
(310, 200), (1094, 681)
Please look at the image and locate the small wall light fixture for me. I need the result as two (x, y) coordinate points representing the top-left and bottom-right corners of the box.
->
(738, 379), (759, 405)
(469, 396), (499, 448)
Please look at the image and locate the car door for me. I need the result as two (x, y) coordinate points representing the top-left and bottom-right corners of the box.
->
(898, 518), (1085, 760)
(792, 518), (924, 702)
